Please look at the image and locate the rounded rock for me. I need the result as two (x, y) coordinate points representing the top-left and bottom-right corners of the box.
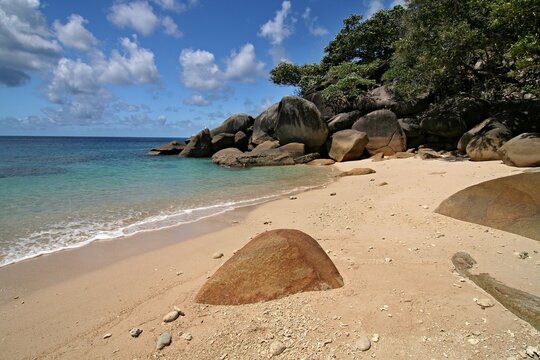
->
(129, 328), (143, 338)
(270, 340), (286, 356)
(355, 336), (371, 351)
(212, 252), (224, 259)
(163, 310), (180, 323)
(156, 332), (172, 350)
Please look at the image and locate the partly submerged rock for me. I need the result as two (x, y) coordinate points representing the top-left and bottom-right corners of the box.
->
(339, 168), (376, 177)
(195, 229), (343, 305)
(180, 128), (213, 157)
(148, 140), (186, 155)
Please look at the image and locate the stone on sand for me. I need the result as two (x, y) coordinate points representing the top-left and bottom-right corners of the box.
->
(195, 229), (344, 305)
(355, 336), (371, 351)
(156, 332), (172, 350)
(129, 328), (142, 338)
(270, 340), (286, 356)
(338, 168), (376, 177)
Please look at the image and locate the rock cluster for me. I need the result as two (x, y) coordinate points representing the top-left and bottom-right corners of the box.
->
(149, 87), (538, 168)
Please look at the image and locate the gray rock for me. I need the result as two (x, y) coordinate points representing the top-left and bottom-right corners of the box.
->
(352, 109), (405, 155)
(156, 332), (172, 350)
(234, 131), (249, 151)
(148, 140), (186, 155)
(213, 144), (303, 168)
(251, 140), (280, 154)
(419, 97), (489, 139)
(354, 336), (371, 351)
(210, 113), (254, 137)
(328, 129), (369, 162)
(129, 328), (143, 338)
(180, 128), (213, 157)
(498, 133), (540, 167)
(211, 133), (235, 153)
(275, 96), (329, 149)
(304, 90), (336, 119)
(327, 111), (362, 134)
(269, 340), (286, 356)
(252, 103), (279, 145)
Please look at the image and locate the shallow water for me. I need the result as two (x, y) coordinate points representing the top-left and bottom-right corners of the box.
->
(0, 136), (335, 267)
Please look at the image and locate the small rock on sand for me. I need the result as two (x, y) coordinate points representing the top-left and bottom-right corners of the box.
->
(474, 298), (495, 309)
(330, 192), (337, 196)
(355, 336), (371, 351)
(181, 332), (193, 341)
(103, 333), (112, 339)
(129, 328), (143, 338)
(212, 252), (224, 259)
(156, 332), (172, 350)
(163, 310), (181, 323)
(270, 340), (286, 356)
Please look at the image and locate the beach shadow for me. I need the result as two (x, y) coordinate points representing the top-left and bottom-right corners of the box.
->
(452, 252), (540, 330)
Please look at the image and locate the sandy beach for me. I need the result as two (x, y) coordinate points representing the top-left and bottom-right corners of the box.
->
(0, 157), (539, 359)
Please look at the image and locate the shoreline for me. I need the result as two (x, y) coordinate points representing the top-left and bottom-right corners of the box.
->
(1, 158), (539, 359)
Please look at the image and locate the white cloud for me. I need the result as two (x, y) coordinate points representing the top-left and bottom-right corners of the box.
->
(224, 43), (265, 83)
(183, 94), (210, 106)
(108, 1), (159, 36)
(302, 7), (328, 36)
(390, 0), (405, 7)
(152, 0), (186, 12)
(162, 16), (182, 38)
(0, 0), (61, 86)
(179, 48), (225, 90)
(259, 1), (293, 45)
(99, 37), (159, 85)
(46, 58), (100, 103)
(53, 14), (97, 52)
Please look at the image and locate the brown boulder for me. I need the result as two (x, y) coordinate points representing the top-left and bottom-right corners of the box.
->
(307, 159), (335, 166)
(252, 103), (279, 145)
(497, 133), (540, 167)
(147, 140), (186, 155)
(211, 133), (235, 153)
(435, 172), (540, 240)
(195, 229), (344, 305)
(179, 129), (213, 157)
(352, 109), (406, 156)
(328, 129), (368, 162)
(210, 113), (254, 137)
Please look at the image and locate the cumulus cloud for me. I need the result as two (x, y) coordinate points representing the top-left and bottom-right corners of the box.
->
(46, 58), (100, 103)
(99, 37), (159, 85)
(152, 0), (186, 12)
(179, 44), (266, 91)
(259, 1), (293, 45)
(224, 43), (265, 83)
(108, 1), (159, 36)
(0, 0), (61, 86)
(183, 94), (210, 106)
(53, 14), (97, 51)
(302, 7), (328, 36)
(365, 0), (384, 18)
(268, 45), (290, 65)
(179, 48), (225, 90)
(162, 16), (182, 38)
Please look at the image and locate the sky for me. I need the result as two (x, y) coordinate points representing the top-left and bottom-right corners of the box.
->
(0, 0), (403, 137)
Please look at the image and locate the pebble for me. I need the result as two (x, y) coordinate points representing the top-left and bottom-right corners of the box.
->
(384, 257), (393, 263)
(269, 340), (286, 356)
(371, 334), (379, 343)
(355, 336), (371, 351)
(474, 298), (495, 309)
(103, 333), (112, 339)
(163, 310), (181, 323)
(156, 332), (172, 350)
(468, 338), (480, 345)
(518, 251), (529, 259)
(330, 192), (337, 196)
(377, 182), (388, 186)
(129, 328), (143, 338)
(289, 196), (297, 200)
(212, 252), (224, 259)
(181, 332), (193, 341)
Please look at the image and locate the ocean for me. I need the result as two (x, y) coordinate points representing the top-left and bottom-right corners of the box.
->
(0, 136), (335, 267)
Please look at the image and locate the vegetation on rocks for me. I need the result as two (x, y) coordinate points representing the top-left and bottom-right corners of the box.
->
(270, 0), (539, 106)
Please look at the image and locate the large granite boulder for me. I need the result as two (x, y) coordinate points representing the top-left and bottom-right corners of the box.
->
(462, 112), (530, 161)
(210, 113), (254, 137)
(328, 129), (369, 162)
(180, 128), (213, 157)
(274, 96), (329, 149)
(211, 133), (235, 153)
(327, 111), (362, 134)
(252, 103), (279, 145)
(148, 140), (186, 155)
(498, 133), (540, 167)
(419, 97), (489, 139)
(436, 172), (540, 240)
(195, 229), (344, 305)
(251, 140), (280, 154)
(352, 109), (406, 155)
(304, 91), (335, 120)
(356, 86), (429, 117)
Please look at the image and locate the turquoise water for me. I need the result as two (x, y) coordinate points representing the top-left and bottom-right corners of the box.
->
(0, 136), (335, 267)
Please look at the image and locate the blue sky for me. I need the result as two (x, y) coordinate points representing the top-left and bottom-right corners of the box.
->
(0, 0), (402, 137)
